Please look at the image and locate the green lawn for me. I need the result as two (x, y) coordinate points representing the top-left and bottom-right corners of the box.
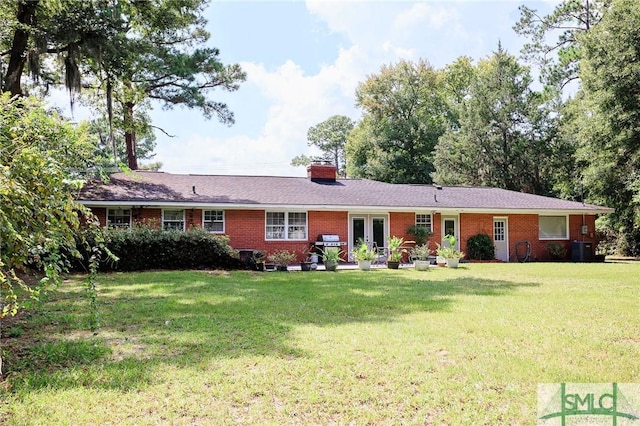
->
(1, 263), (638, 424)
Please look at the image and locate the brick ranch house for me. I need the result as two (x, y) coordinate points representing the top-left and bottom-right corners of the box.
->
(78, 163), (613, 262)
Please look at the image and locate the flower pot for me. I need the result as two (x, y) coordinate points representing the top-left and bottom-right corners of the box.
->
(358, 260), (372, 271)
(309, 254), (319, 264)
(277, 265), (288, 272)
(437, 256), (446, 267)
(254, 262), (265, 272)
(324, 260), (338, 271)
(414, 260), (430, 271)
(446, 258), (460, 268)
(300, 261), (312, 271)
(387, 261), (400, 269)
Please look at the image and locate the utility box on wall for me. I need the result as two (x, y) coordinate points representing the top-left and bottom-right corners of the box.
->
(571, 241), (593, 262)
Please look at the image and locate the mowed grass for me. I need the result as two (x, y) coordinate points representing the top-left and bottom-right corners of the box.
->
(1, 263), (638, 425)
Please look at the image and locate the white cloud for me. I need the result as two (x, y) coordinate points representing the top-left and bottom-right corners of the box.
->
(157, 1), (471, 177)
(156, 1), (534, 177)
(157, 52), (367, 177)
(394, 3), (456, 31)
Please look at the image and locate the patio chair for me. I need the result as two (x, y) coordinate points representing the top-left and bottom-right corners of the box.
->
(372, 242), (388, 266)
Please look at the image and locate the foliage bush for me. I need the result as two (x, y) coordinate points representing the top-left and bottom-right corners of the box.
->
(78, 224), (240, 271)
(0, 94), (105, 319)
(466, 233), (495, 260)
(406, 225), (432, 246)
(545, 242), (567, 261)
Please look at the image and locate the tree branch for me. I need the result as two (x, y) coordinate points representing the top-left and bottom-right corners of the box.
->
(150, 124), (175, 138)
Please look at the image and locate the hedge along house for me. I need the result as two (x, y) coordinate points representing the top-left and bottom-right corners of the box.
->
(78, 163), (613, 262)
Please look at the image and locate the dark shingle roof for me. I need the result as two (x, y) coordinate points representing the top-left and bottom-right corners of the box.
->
(78, 171), (613, 213)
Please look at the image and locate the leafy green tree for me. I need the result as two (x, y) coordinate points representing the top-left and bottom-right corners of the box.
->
(432, 47), (557, 194)
(0, 1), (114, 98)
(86, 110), (157, 168)
(0, 94), (102, 318)
(292, 115), (354, 177)
(0, 0), (246, 170)
(349, 59), (448, 184)
(578, 0), (640, 254)
(514, 0), (610, 90)
(345, 115), (386, 180)
(93, 1), (245, 169)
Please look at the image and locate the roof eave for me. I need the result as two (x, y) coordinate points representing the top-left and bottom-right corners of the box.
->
(77, 200), (614, 214)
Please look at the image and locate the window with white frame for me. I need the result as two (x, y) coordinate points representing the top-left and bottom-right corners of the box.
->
(107, 208), (131, 228)
(203, 210), (225, 233)
(415, 213), (432, 231)
(163, 209), (185, 231)
(539, 215), (568, 239)
(265, 211), (307, 240)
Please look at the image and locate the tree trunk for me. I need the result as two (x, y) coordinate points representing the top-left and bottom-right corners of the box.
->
(3, 1), (39, 96)
(124, 101), (138, 170)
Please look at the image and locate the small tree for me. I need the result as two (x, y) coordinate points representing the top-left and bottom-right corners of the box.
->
(0, 94), (102, 318)
(292, 115), (354, 177)
(466, 234), (495, 260)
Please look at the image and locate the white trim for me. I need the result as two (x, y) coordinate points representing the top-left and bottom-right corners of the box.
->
(441, 215), (460, 249)
(265, 211), (308, 241)
(493, 216), (509, 262)
(348, 213), (389, 261)
(162, 209), (185, 231)
(538, 214), (570, 240)
(78, 201), (614, 215)
(414, 212), (433, 233)
(202, 209), (225, 234)
(106, 208), (132, 228)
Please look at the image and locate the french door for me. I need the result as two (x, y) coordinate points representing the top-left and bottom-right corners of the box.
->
(349, 214), (387, 260)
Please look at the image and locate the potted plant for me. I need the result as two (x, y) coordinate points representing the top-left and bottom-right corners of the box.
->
(300, 247), (314, 271)
(321, 248), (342, 271)
(251, 250), (266, 271)
(267, 249), (296, 271)
(410, 243), (432, 271)
(352, 241), (377, 271)
(386, 236), (405, 269)
(437, 235), (465, 268)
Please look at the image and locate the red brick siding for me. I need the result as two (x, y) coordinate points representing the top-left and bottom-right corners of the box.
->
(88, 206), (599, 262)
(431, 213), (441, 247)
(387, 212), (444, 249)
(389, 212), (415, 241)
(136, 208), (162, 227)
(307, 164), (337, 180)
(185, 209), (202, 229)
(456, 213), (597, 261)
(224, 209), (264, 249)
(93, 207), (107, 226)
(227, 210), (348, 262)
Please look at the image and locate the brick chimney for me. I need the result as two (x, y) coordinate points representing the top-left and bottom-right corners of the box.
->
(307, 161), (337, 183)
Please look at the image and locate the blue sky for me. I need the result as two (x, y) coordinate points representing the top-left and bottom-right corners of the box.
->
(65, 1), (559, 176)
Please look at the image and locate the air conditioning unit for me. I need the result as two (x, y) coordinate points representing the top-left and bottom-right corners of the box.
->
(571, 241), (592, 262)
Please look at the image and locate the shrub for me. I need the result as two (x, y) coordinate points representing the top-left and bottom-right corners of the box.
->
(466, 233), (495, 260)
(77, 224), (240, 271)
(407, 225), (432, 246)
(545, 242), (567, 261)
(267, 250), (297, 267)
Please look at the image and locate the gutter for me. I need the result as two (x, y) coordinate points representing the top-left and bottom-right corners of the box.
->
(76, 200), (614, 215)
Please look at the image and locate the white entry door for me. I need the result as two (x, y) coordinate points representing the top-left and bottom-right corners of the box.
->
(493, 218), (509, 262)
(441, 216), (459, 248)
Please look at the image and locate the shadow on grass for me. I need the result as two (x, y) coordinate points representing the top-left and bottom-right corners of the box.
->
(2, 270), (539, 393)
